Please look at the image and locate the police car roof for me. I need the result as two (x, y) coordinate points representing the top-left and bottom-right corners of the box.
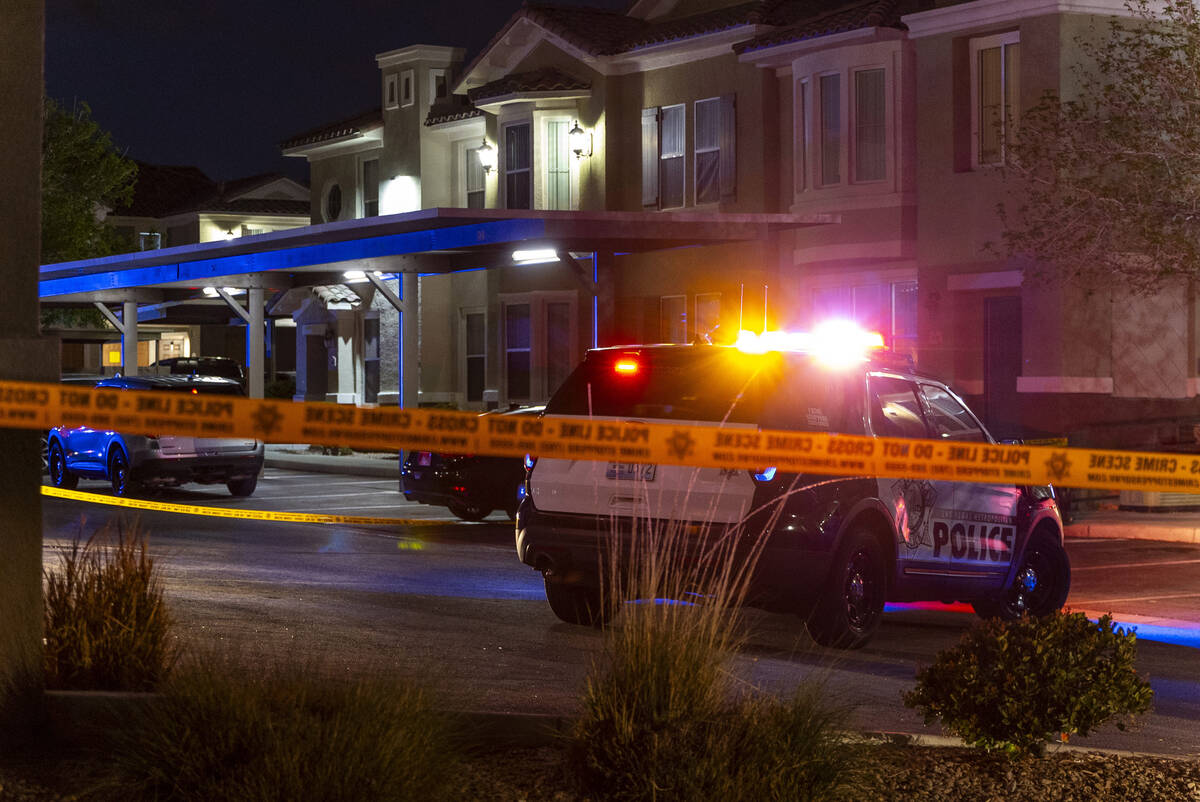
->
(584, 341), (919, 373)
(96, 375), (242, 390)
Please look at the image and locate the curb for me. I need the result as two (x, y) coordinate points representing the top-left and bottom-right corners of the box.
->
(1065, 520), (1200, 545)
(42, 692), (1184, 760)
(264, 451), (398, 479)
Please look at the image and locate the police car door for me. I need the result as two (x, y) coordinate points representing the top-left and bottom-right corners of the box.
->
(917, 383), (1018, 584)
(867, 375), (955, 575)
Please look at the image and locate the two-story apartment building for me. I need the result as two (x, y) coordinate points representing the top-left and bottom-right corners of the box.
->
(280, 0), (1200, 451)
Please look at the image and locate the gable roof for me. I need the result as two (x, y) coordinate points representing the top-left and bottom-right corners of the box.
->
(735, 0), (907, 53)
(111, 162), (309, 220)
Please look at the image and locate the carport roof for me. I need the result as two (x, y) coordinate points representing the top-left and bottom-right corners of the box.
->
(40, 207), (835, 302)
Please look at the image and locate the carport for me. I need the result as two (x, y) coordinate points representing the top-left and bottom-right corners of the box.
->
(39, 208), (832, 401)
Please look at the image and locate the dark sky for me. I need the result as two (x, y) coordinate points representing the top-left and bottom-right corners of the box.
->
(45, 0), (630, 184)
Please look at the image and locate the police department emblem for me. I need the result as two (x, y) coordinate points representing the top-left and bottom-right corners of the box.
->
(892, 478), (938, 549)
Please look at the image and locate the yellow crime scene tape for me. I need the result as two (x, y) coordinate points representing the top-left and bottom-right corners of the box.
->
(40, 485), (451, 528)
(5, 380), (1200, 496)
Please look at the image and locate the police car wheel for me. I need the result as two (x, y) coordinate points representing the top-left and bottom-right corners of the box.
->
(973, 530), (1070, 620)
(49, 442), (77, 490)
(544, 579), (610, 628)
(807, 528), (886, 649)
(448, 501), (491, 522)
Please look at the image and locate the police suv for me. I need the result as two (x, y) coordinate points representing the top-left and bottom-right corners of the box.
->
(515, 324), (1068, 649)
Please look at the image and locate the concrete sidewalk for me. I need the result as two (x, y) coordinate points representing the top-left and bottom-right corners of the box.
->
(263, 445), (1200, 545)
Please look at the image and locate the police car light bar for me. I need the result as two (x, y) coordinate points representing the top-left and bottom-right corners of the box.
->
(734, 321), (886, 366)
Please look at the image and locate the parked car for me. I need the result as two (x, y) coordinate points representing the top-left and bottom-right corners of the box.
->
(41, 375), (107, 474)
(516, 324), (1069, 648)
(155, 356), (246, 385)
(47, 375), (264, 497)
(401, 406), (544, 521)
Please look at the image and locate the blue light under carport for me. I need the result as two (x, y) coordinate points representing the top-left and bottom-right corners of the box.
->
(39, 217), (549, 298)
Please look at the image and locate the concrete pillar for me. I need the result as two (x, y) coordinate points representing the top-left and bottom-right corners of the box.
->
(247, 287), (264, 398)
(122, 299), (138, 376)
(401, 272), (419, 409)
(0, 0), (58, 741)
(333, 312), (358, 404)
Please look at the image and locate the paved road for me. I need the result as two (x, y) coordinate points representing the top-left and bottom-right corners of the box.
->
(42, 469), (1200, 756)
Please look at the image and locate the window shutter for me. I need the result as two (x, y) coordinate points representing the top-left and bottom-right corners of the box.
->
(719, 94), (736, 199)
(642, 107), (660, 208)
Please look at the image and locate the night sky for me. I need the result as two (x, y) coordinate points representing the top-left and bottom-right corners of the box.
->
(45, 0), (630, 184)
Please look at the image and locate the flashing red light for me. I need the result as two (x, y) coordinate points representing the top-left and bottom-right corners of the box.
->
(614, 359), (640, 375)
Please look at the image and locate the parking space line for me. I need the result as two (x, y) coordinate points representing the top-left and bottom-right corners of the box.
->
(1073, 559), (1200, 571)
(1071, 592), (1200, 605)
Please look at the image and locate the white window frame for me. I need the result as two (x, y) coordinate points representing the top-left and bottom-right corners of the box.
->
(660, 103), (686, 210)
(384, 74), (399, 110)
(501, 118), (533, 210)
(499, 291), (578, 404)
(459, 307), (487, 408)
(817, 72), (842, 187)
(401, 69), (415, 108)
(851, 67), (887, 184)
(429, 68), (447, 104)
(694, 97), (720, 206)
(970, 30), (1020, 168)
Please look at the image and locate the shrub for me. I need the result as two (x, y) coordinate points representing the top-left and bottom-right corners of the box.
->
(904, 611), (1153, 756)
(43, 518), (176, 691)
(264, 375), (295, 399)
(569, 511), (852, 801)
(104, 651), (456, 802)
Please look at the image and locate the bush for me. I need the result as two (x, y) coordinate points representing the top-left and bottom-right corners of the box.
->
(104, 651), (456, 802)
(904, 611), (1153, 756)
(43, 518), (176, 691)
(264, 375), (296, 399)
(569, 513), (852, 801)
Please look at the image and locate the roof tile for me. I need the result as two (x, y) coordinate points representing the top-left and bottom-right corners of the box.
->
(467, 66), (591, 104)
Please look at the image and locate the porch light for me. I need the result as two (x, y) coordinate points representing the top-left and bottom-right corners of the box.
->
(512, 248), (559, 265)
(568, 120), (592, 159)
(476, 138), (497, 174)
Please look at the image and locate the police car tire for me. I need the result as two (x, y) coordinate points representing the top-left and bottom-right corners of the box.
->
(972, 531), (1070, 620)
(806, 527), (886, 650)
(544, 579), (609, 628)
(448, 500), (491, 522)
(49, 442), (77, 490)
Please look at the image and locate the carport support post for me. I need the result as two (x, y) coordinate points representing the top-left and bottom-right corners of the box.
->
(0, 0), (58, 743)
(122, 300), (138, 376)
(248, 287), (264, 399)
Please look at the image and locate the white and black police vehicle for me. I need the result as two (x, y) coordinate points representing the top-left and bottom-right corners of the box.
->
(515, 322), (1068, 648)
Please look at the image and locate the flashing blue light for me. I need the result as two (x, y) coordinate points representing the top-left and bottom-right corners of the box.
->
(753, 467), (777, 482)
(523, 454), (535, 470)
(517, 485), (527, 500)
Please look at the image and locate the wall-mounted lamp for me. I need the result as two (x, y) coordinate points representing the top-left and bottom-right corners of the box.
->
(568, 121), (592, 159)
(476, 138), (497, 174)
(224, 228), (237, 241)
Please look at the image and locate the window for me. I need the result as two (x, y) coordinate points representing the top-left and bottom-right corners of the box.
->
(695, 98), (720, 204)
(401, 69), (414, 108)
(464, 311), (485, 403)
(546, 119), (571, 211)
(869, 376), (927, 439)
(241, 226), (265, 237)
(385, 74), (399, 110)
(138, 231), (161, 251)
(695, 293), (720, 340)
(429, 69), (447, 103)
(361, 158), (379, 217)
(919, 384), (986, 441)
(795, 81), (807, 191)
(660, 104), (685, 209)
(971, 32), (1019, 166)
(812, 280), (917, 353)
(854, 69), (886, 182)
(465, 146), (485, 209)
(324, 183), (342, 222)
(504, 122), (532, 210)
(661, 295), (687, 343)
(505, 303), (531, 400)
(819, 74), (841, 185)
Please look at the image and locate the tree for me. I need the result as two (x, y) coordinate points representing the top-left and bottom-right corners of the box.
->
(993, 1), (1200, 294)
(41, 98), (137, 264)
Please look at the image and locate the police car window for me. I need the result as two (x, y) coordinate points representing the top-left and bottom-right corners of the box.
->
(760, 359), (863, 434)
(545, 352), (763, 423)
(919, 384), (985, 442)
(868, 376), (928, 439)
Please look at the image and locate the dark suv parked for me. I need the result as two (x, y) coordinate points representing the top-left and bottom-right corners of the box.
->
(516, 328), (1068, 648)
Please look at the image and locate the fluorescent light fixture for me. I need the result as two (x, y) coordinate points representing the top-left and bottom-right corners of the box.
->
(203, 287), (244, 298)
(343, 270), (367, 283)
(512, 248), (559, 265)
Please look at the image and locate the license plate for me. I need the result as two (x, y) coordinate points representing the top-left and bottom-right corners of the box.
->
(606, 462), (656, 481)
(418, 452), (432, 466)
